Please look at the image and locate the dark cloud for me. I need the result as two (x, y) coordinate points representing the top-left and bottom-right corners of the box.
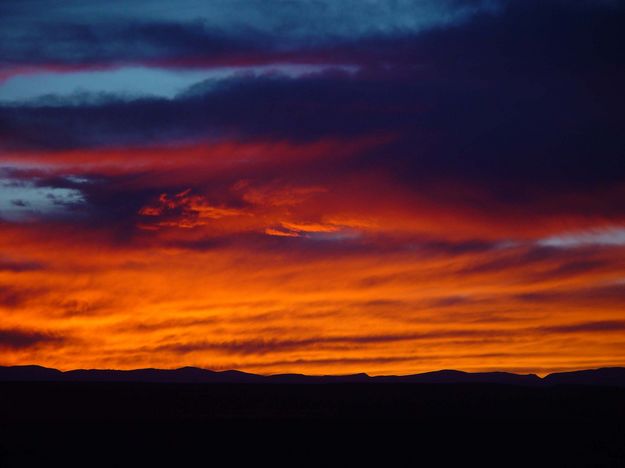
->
(0, 285), (33, 307)
(1, 1), (623, 215)
(0, 327), (64, 350)
(156, 329), (506, 356)
(245, 351), (543, 370)
(0, 19), (272, 66)
(525, 259), (615, 282)
(539, 320), (625, 335)
(459, 246), (620, 282)
(0, 259), (44, 272)
(516, 284), (625, 305)
(242, 355), (423, 370)
(0, 70), (403, 150)
(0, 0), (623, 233)
(0, 0), (494, 66)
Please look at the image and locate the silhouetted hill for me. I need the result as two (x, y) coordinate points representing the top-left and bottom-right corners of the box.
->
(373, 369), (542, 385)
(268, 372), (371, 383)
(62, 367), (265, 383)
(0, 365), (63, 381)
(544, 367), (625, 387)
(1, 365), (624, 386)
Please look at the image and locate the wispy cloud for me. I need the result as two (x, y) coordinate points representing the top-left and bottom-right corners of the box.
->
(538, 227), (625, 248)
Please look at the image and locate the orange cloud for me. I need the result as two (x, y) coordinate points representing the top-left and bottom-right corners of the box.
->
(264, 228), (301, 237)
(1, 215), (625, 376)
(2, 142), (625, 376)
(138, 189), (245, 229)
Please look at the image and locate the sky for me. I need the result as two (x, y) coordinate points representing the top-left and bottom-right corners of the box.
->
(0, 0), (624, 376)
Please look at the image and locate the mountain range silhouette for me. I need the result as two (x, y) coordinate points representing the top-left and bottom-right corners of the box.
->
(1, 364), (624, 386)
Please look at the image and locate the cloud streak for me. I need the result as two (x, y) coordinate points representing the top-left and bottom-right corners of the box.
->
(0, 327), (64, 350)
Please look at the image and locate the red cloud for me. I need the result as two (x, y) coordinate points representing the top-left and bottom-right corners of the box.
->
(138, 189), (245, 229)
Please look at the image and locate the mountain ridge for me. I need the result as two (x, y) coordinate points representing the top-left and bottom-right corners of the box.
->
(1, 365), (625, 386)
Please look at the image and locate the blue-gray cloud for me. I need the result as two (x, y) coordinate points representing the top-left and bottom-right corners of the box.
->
(1, 0), (624, 226)
(0, 0), (496, 66)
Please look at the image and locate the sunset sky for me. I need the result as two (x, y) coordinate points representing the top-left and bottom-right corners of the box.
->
(0, 0), (624, 376)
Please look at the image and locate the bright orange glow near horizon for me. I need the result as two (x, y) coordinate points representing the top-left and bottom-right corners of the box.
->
(1, 143), (625, 376)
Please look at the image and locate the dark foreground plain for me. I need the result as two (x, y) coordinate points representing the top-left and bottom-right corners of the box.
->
(2, 381), (625, 421)
(2, 369), (625, 466)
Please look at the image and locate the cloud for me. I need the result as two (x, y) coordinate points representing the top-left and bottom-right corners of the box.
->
(138, 189), (244, 229)
(1, 0), (623, 224)
(0, 175), (85, 221)
(0, 64), (358, 103)
(458, 245), (621, 284)
(0, 285), (35, 308)
(539, 320), (625, 335)
(0, 327), (63, 350)
(538, 227), (625, 248)
(516, 284), (625, 306)
(0, 0), (495, 67)
(0, 258), (44, 272)
(155, 329), (510, 356)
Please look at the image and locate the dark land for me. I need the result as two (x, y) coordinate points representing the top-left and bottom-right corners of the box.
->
(1, 366), (625, 466)
(1, 365), (625, 421)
